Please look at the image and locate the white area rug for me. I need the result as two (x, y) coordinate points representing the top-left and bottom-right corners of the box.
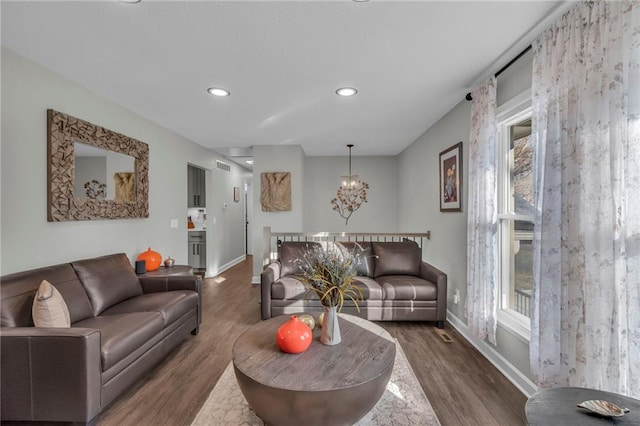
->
(191, 340), (441, 426)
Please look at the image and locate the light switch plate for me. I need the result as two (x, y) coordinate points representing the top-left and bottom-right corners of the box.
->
(170, 219), (178, 228)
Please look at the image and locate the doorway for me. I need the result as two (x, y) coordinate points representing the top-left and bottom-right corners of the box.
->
(244, 179), (253, 255)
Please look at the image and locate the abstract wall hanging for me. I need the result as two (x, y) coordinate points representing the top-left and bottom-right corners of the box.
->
(261, 172), (291, 212)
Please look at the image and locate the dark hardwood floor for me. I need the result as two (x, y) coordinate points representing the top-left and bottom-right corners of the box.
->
(97, 256), (527, 426)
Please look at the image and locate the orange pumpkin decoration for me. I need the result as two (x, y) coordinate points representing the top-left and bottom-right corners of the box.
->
(276, 315), (312, 354)
(136, 247), (162, 271)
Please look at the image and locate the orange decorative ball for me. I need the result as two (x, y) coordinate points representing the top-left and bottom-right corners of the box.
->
(136, 247), (162, 272)
(276, 315), (312, 354)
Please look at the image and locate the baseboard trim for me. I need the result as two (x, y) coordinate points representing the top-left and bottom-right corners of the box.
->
(204, 255), (246, 278)
(446, 309), (538, 397)
(251, 275), (260, 285)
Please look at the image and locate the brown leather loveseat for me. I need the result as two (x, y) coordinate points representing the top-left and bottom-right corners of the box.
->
(0, 253), (201, 425)
(261, 240), (447, 327)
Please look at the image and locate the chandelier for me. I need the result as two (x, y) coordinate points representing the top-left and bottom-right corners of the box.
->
(331, 144), (369, 225)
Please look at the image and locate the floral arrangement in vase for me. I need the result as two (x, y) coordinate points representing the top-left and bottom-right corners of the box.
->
(296, 244), (364, 345)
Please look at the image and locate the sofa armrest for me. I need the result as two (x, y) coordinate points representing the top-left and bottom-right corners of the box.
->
(139, 275), (201, 294)
(420, 262), (448, 322)
(139, 275), (202, 325)
(261, 262), (281, 320)
(0, 327), (102, 423)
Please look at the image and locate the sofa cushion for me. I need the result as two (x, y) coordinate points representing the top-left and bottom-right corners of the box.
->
(272, 277), (314, 300)
(1, 263), (94, 327)
(73, 312), (163, 371)
(377, 275), (437, 301)
(101, 291), (198, 326)
(335, 242), (375, 277)
(32, 280), (71, 328)
(279, 242), (322, 277)
(372, 241), (421, 278)
(352, 277), (383, 300)
(271, 276), (382, 303)
(72, 253), (143, 315)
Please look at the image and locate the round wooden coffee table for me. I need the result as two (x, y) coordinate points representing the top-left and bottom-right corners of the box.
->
(526, 387), (640, 425)
(232, 313), (395, 426)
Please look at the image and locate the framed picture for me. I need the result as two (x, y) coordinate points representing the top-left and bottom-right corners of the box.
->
(439, 142), (463, 212)
(233, 186), (240, 202)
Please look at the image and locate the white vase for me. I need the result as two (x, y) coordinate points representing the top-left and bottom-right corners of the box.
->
(320, 305), (341, 345)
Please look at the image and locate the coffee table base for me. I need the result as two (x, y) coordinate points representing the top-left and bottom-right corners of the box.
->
(232, 314), (396, 426)
(234, 362), (393, 426)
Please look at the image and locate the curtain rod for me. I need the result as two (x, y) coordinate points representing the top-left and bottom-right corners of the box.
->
(465, 45), (532, 101)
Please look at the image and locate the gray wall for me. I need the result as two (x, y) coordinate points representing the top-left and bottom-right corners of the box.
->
(304, 156), (398, 233)
(398, 100), (471, 319)
(251, 149), (401, 280)
(398, 50), (535, 381)
(251, 145), (305, 280)
(1, 48), (249, 276)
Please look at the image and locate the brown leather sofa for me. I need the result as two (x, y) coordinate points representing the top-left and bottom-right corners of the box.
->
(261, 240), (447, 327)
(0, 253), (201, 425)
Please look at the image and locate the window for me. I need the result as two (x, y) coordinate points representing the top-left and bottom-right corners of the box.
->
(497, 91), (533, 340)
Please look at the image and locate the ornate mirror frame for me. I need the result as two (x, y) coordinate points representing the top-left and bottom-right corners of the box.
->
(47, 109), (149, 221)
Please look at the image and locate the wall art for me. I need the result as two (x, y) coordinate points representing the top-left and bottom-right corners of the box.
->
(261, 172), (291, 212)
(439, 142), (463, 212)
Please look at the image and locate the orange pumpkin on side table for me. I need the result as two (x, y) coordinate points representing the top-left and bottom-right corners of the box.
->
(136, 247), (162, 272)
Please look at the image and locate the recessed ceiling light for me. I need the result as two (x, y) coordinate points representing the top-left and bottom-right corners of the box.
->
(336, 87), (358, 97)
(119, 0), (141, 3)
(207, 87), (230, 97)
(352, 0), (370, 2)
(246, 160), (254, 165)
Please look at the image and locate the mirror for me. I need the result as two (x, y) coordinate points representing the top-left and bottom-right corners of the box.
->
(74, 142), (136, 201)
(47, 109), (149, 221)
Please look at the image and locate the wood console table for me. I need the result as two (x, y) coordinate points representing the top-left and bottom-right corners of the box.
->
(138, 265), (194, 277)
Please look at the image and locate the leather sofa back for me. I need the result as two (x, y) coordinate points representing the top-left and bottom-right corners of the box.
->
(335, 242), (375, 277)
(1, 263), (94, 327)
(372, 241), (421, 278)
(278, 241), (423, 279)
(279, 242), (322, 276)
(72, 253), (142, 316)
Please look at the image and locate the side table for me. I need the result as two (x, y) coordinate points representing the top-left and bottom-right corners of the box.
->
(137, 265), (194, 277)
(526, 387), (640, 425)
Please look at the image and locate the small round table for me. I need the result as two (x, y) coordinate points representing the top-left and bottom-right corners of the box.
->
(232, 314), (396, 426)
(137, 265), (194, 277)
(526, 387), (640, 425)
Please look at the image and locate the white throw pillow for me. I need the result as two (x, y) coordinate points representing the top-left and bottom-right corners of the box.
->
(32, 280), (71, 327)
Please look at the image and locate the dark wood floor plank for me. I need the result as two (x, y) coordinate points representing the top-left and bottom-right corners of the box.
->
(93, 256), (526, 426)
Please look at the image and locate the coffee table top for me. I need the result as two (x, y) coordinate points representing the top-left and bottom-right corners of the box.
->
(232, 313), (395, 393)
(526, 387), (640, 425)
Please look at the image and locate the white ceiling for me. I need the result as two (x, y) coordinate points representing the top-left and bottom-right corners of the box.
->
(1, 1), (569, 157)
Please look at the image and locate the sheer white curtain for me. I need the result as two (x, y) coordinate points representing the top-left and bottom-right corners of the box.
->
(530, 1), (640, 397)
(466, 76), (499, 345)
